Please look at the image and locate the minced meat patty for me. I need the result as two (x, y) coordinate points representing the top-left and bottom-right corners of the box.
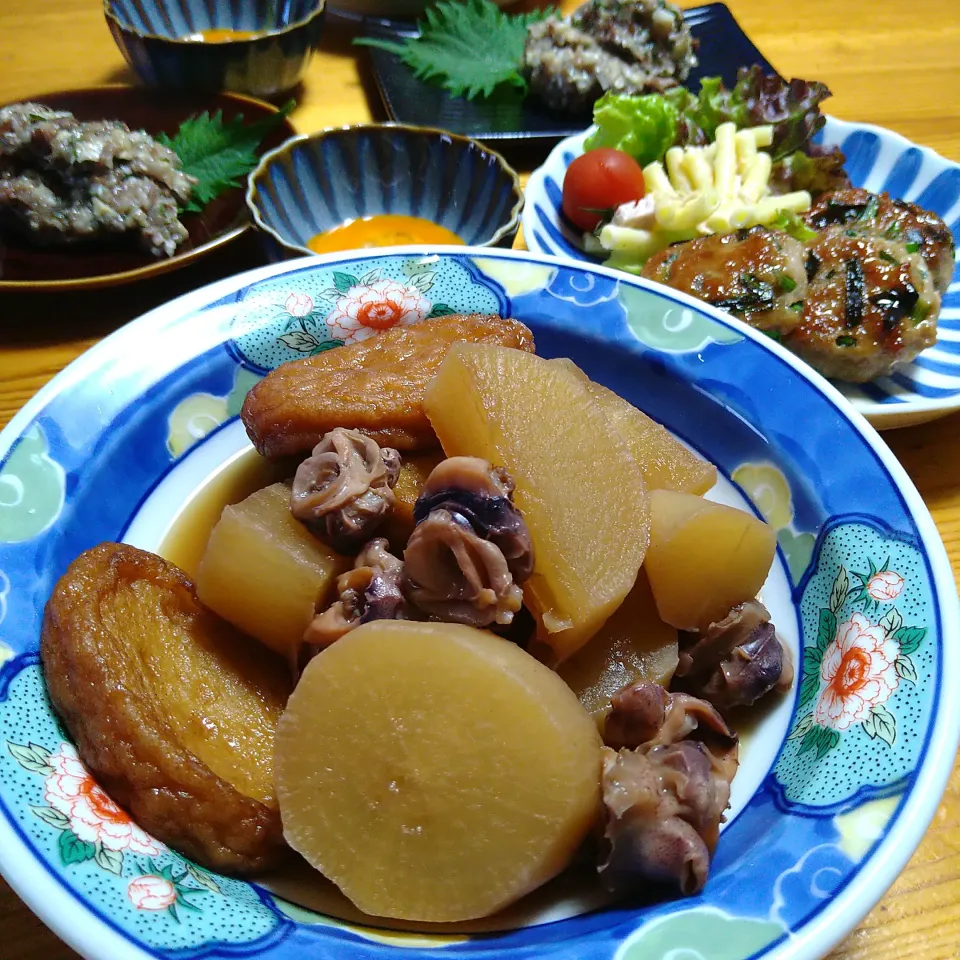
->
(641, 227), (808, 338)
(788, 227), (939, 382)
(0, 102), (195, 258)
(524, 0), (697, 116)
(805, 187), (955, 296)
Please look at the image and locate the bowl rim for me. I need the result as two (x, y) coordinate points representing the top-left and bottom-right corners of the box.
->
(0, 85), (298, 293)
(244, 122), (525, 255)
(0, 245), (957, 960)
(103, 0), (327, 43)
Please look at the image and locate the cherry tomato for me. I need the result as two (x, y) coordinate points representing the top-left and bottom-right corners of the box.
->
(561, 148), (647, 232)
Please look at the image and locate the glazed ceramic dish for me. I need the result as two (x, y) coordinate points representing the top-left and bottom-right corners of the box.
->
(246, 124), (524, 259)
(104, 0), (326, 98)
(523, 120), (960, 430)
(0, 87), (296, 293)
(363, 2), (772, 144)
(0, 248), (957, 960)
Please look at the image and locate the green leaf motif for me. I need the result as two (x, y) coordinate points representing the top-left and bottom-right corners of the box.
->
(332, 272), (360, 293)
(797, 646), (823, 711)
(817, 727), (840, 758)
(894, 625), (926, 656)
(797, 723), (840, 759)
(94, 842), (123, 875)
(426, 303), (456, 319)
(156, 102), (294, 214)
(31, 805), (70, 830)
(354, 0), (555, 100)
(829, 566), (850, 614)
(310, 340), (344, 356)
(863, 704), (897, 747)
(185, 863), (222, 895)
(409, 273), (435, 294)
(58, 830), (96, 866)
(7, 741), (53, 775)
(787, 712), (815, 741)
(895, 654), (918, 685)
(879, 606), (903, 638)
(817, 607), (837, 654)
(277, 330), (320, 353)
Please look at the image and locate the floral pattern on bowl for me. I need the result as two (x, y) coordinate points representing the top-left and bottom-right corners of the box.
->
(0, 250), (955, 960)
(229, 256), (505, 372)
(774, 518), (935, 811)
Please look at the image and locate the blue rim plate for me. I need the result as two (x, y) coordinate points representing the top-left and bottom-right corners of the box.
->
(0, 247), (957, 960)
(523, 120), (960, 430)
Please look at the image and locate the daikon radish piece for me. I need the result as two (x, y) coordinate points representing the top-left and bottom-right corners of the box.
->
(196, 482), (349, 660)
(553, 359), (716, 494)
(424, 343), (649, 664)
(275, 620), (602, 922)
(645, 489), (776, 630)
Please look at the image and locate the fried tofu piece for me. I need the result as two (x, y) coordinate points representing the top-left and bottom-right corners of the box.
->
(241, 314), (536, 459)
(41, 543), (292, 874)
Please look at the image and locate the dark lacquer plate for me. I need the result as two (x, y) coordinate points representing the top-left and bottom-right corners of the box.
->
(361, 2), (774, 144)
(0, 86), (297, 292)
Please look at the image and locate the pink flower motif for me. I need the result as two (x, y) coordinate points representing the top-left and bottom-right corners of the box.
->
(326, 279), (431, 344)
(814, 612), (900, 731)
(44, 744), (160, 855)
(285, 292), (314, 318)
(127, 875), (178, 912)
(866, 569), (905, 602)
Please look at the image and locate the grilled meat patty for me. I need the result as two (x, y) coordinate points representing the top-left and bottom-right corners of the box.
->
(642, 227), (809, 338)
(805, 187), (955, 295)
(791, 226), (939, 382)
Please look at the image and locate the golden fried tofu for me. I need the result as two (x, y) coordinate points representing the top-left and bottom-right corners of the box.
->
(241, 313), (536, 459)
(41, 543), (292, 874)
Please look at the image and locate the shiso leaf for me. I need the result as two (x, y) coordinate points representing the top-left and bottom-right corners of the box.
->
(157, 101), (294, 214)
(354, 0), (555, 101)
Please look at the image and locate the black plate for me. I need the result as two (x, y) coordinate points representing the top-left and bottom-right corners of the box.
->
(359, 3), (774, 145)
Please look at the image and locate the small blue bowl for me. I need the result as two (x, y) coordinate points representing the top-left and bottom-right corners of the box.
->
(104, 0), (326, 99)
(245, 123), (525, 260)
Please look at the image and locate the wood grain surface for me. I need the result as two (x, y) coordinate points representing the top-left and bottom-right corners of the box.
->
(0, 1), (958, 958)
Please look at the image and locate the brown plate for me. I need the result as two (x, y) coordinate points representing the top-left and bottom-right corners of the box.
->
(0, 86), (297, 292)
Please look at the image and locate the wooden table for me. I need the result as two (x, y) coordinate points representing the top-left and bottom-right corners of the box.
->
(1, 1), (958, 957)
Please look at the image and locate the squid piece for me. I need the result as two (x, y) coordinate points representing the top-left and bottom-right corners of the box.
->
(598, 682), (738, 897)
(403, 457), (535, 628)
(291, 428), (400, 552)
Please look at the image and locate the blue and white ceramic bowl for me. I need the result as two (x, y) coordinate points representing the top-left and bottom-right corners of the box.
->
(523, 119), (960, 429)
(0, 248), (957, 960)
(246, 124), (524, 260)
(104, 0), (326, 98)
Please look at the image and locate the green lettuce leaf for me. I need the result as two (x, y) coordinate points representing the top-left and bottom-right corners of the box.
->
(585, 68), (833, 166)
(584, 92), (679, 166)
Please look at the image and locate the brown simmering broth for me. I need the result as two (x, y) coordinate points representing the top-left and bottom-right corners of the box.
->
(158, 446), (287, 579)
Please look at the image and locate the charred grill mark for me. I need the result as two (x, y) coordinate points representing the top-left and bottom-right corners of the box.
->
(844, 257), (865, 328)
(871, 282), (920, 334)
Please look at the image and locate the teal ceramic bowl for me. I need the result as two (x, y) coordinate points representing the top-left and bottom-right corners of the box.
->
(104, 0), (326, 98)
(246, 124), (525, 260)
